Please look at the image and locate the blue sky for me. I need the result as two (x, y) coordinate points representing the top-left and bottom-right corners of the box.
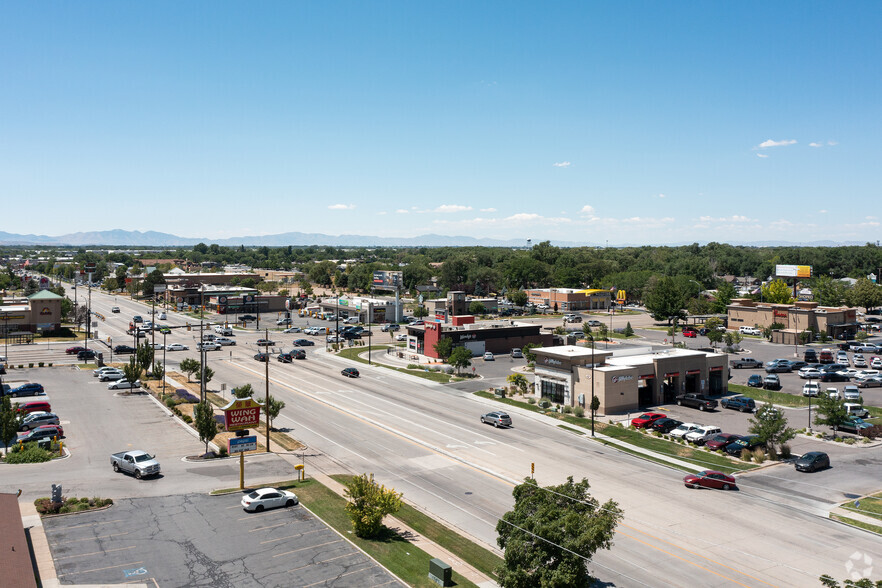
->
(2, 2), (880, 244)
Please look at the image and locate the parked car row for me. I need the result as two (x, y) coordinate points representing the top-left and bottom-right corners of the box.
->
(12, 396), (64, 444)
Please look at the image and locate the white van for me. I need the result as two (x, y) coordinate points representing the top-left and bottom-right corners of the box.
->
(843, 403), (870, 418)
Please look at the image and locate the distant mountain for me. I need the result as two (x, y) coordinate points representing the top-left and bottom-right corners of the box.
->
(0, 229), (867, 248)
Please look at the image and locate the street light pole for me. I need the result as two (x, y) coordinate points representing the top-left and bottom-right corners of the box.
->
(265, 327), (271, 453)
(162, 331), (167, 399)
(591, 335), (595, 437)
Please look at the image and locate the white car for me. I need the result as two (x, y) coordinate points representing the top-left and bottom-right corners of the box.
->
(241, 487), (299, 512)
(94, 366), (122, 378)
(873, 357), (882, 369)
(197, 342), (221, 351)
(343, 317), (359, 324)
(215, 337), (236, 346)
(802, 383), (820, 397)
(157, 312), (167, 320)
(685, 426), (721, 445)
(798, 367), (822, 379)
(853, 356), (868, 368)
(282, 327), (301, 333)
(483, 352), (495, 361)
(669, 423), (702, 439)
(166, 343), (189, 351)
(214, 325), (233, 336)
(855, 369), (880, 378)
(842, 385), (862, 401)
(151, 343), (164, 350)
(99, 370), (126, 382)
(836, 368), (861, 378)
(108, 379), (141, 390)
(395, 333), (407, 341)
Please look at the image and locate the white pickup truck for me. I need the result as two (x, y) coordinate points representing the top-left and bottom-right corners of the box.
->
(110, 450), (161, 479)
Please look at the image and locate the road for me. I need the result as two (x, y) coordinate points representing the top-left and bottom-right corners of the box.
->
(13, 285), (882, 586)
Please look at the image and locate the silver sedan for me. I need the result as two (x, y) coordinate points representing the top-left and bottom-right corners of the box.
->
(480, 411), (512, 428)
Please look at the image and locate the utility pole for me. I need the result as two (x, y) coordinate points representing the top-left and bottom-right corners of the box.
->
(368, 302), (372, 365)
(265, 327), (271, 453)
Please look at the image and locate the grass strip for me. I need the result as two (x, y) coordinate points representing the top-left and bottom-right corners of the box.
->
(841, 494), (882, 521)
(331, 474), (502, 580)
(295, 478), (479, 588)
(729, 384), (811, 407)
(558, 424), (585, 435)
(831, 514), (882, 535)
(335, 346), (460, 383)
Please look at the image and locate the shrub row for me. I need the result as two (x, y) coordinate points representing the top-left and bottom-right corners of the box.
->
(34, 496), (114, 515)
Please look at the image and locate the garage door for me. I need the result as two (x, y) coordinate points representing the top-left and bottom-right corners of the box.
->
(463, 341), (485, 356)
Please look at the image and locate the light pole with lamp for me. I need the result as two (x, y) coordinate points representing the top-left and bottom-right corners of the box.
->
(264, 327), (271, 453)
(161, 330), (167, 399)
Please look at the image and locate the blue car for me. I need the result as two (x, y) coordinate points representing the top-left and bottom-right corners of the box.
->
(6, 383), (45, 398)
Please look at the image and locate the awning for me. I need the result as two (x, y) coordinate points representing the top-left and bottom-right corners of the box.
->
(664, 372), (679, 378)
(640, 374), (655, 379)
(686, 369), (701, 375)
(710, 366), (723, 372)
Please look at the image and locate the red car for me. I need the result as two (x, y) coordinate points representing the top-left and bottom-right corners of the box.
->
(682, 330), (697, 338)
(65, 346), (86, 355)
(14, 401), (51, 415)
(683, 470), (736, 490)
(705, 433), (741, 451)
(631, 412), (666, 429)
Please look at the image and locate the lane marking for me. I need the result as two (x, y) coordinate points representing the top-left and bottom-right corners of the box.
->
(55, 545), (136, 560)
(260, 529), (323, 545)
(56, 519), (125, 530)
(248, 522), (289, 533)
(273, 539), (343, 558)
(58, 560), (143, 577)
(49, 531), (130, 545)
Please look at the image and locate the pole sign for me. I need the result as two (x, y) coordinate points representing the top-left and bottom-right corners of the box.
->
(228, 436), (258, 454)
(221, 397), (262, 431)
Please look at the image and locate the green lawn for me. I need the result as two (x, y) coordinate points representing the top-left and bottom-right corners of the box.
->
(841, 494), (882, 522)
(831, 514), (882, 535)
(335, 346), (460, 383)
(331, 475), (502, 580)
(729, 384), (812, 407)
(295, 478), (478, 588)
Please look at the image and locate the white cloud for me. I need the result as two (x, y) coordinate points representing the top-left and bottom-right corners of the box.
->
(657, 193), (666, 198)
(757, 139), (797, 149)
(580, 205), (595, 215)
(480, 208), (497, 213)
(698, 215), (755, 223)
(552, 161), (571, 168)
(376, 211), (387, 215)
(809, 142), (823, 147)
(819, 209), (828, 214)
(328, 203), (355, 210)
(756, 153), (769, 158)
(395, 209), (409, 214)
(828, 140), (838, 146)
(433, 204), (473, 213)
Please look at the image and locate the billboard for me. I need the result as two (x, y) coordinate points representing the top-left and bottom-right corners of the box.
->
(222, 397), (262, 432)
(372, 271), (402, 290)
(776, 265), (812, 278)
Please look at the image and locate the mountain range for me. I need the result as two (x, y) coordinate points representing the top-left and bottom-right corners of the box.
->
(0, 229), (866, 248)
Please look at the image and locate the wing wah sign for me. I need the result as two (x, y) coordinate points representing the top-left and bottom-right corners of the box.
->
(222, 397), (262, 431)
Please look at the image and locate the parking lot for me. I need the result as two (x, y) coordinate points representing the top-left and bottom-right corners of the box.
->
(44, 493), (403, 587)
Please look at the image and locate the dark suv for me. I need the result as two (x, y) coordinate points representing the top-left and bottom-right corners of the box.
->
(77, 349), (97, 360)
(6, 383), (45, 398)
(720, 396), (756, 412)
(725, 435), (764, 456)
(114, 345), (136, 354)
(803, 349), (818, 363)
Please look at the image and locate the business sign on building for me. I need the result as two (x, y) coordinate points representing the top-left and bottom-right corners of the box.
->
(221, 397), (262, 432)
(372, 271), (402, 290)
(228, 436), (258, 454)
(776, 265), (812, 278)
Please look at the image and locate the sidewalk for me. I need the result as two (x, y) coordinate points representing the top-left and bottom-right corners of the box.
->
(829, 506), (882, 528)
(280, 456), (499, 588)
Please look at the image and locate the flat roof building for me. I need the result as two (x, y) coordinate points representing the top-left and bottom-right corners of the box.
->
(727, 298), (859, 343)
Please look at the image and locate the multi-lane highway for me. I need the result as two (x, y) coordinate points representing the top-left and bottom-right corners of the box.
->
(11, 283), (882, 587)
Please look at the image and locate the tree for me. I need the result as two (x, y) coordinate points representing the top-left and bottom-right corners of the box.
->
(433, 337), (453, 360)
(643, 276), (687, 325)
(197, 364), (214, 385)
(814, 395), (850, 433)
(265, 395), (285, 431)
(343, 473), (403, 538)
(590, 395), (600, 437)
(761, 279), (794, 304)
(706, 328), (723, 348)
(448, 346), (472, 374)
(412, 305), (429, 318)
(469, 301), (487, 315)
(508, 289), (528, 307)
(194, 400), (217, 455)
(819, 575), (882, 588)
(122, 357), (143, 387)
(522, 343), (541, 363)
(507, 373), (529, 396)
(846, 277), (882, 311)
(136, 341), (154, 376)
(233, 383), (254, 398)
(748, 404), (796, 453)
(623, 322), (634, 337)
(711, 281), (737, 313)
(496, 477), (622, 588)
(152, 361), (164, 381)
(812, 275), (847, 307)
(0, 396), (22, 456)
(180, 358), (200, 382)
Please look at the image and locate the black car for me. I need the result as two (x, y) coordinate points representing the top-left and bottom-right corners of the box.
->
(256, 339), (276, 347)
(277, 349), (306, 363)
(114, 345), (136, 354)
(341, 367), (360, 378)
(720, 395), (756, 412)
(820, 372), (850, 383)
(293, 339), (315, 347)
(804, 349), (818, 363)
(253, 353), (270, 362)
(241, 314), (257, 322)
(795, 451), (830, 472)
(747, 374), (763, 388)
(650, 418), (683, 434)
(787, 360), (808, 371)
(725, 435), (764, 456)
(18, 427), (62, 443)
(6, 383), (45, 398)
(762, 375), (781, 390)
(77, 349), (97, 360)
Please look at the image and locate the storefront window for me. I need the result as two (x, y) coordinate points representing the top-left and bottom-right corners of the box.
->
(540, 379), (566, 404)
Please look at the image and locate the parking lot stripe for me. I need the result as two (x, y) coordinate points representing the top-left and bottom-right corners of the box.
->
(300, 565), (377, 587)
(260, 529), (323, 545)
(248, 522), (289, 533)
(272, 539), (343, 558)
(57, 518), (125, 530)
(236, 511), (291, 521)
(57, 560), (143, 577)
(287, 552), (364, 572)
(50, 531), (130, 545)
(55, 545), (136, 560)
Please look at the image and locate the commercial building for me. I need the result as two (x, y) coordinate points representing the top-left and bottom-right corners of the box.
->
(0, 290), (63, 335)
(162, 272), (262, 288)
(408, 320), (553, 358)
(525, 288), (611, 311)
(727, 299), (859, 343)
(318, 296), (400, 324)
(532, 345), (728, 415)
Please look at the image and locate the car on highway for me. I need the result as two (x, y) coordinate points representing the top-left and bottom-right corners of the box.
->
(795, 451), (830, 473)
(631, 413), (666, 429)
(277, 350), (306, 363)
(276, 317), (292, 325)
(215, 337), (236, 346)
(150, 343), (164, 350)
(282, 327), (301, 333)
(132, 315), (143, 323)
(114, 344), (136, 354)
(683, 470), (737, 490)
(19, 411), (60, 431)
(111, 306), (120, 313)
(669, 422), (702, 439)
(292, 339), (315, 347)
(649, 418), (683, 434)
(240, 314), (257, 322)
(197, 342), (221, 351)
(725, 435), (764, 456)
(241, 487), (299, 512)
(720, 395), (756, 412)
(99, 369), (126, 382)
(19, 425), (64, 443)
(6, 383), (46, 398)
(214, 325), (234, 336)
(705, 433), (741, 451)
(65, 346), (86, 355)
(253, 353), (270, 362)
(157, 312), (167, 320)
(587, 319), (602, 327)
(108, 379), (141, 390)
(483, 352), (495, 361)
(256, 339), (276, 347)
(480, 411), (512, 427)
(166, 343), (189, 351)
(341, 367), (360, 378)
(77, 349), (97, 360)
(762, 374), (781, 390)
(747, 374), (763, 388)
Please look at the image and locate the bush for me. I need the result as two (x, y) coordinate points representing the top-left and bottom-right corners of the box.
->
(767, 447), (778, 461)
(562, 405), (573, 414)
(5, 443), (53, 464)
(73, 502), (90, 512)
(182, 415), (193, 424)
(406, 363), (420, 370)
(218, 446), (228, 457)
(752, 448), (766, 463)
(740, 449), (752, 462)
(28, 363), (34, 368)
(780, 444), (792, 459)
(845, 437), (856, 445)
(527, 397), (536, 404)
(48, 363), (52, 367)
(165, 397), (176, 408)
(834, 436), (843, 443)
(38, 362), (44, 367)
(573, 406), (584, 417)
(538, 397), (551, 409)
